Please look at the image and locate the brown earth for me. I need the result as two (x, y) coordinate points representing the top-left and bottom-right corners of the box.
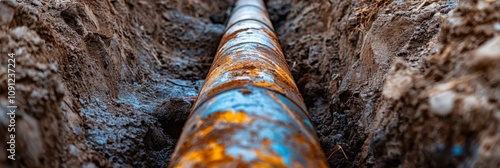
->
(0, 0), (499, 167)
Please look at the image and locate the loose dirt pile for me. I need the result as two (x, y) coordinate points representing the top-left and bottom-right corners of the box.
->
(0, 0), (499, 167)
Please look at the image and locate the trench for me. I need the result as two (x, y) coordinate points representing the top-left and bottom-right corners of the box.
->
(0, 0), (370, 167)
(4, 0), (497, 168)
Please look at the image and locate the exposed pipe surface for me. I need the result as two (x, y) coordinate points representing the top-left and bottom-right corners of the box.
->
(169, 0), (328, 167)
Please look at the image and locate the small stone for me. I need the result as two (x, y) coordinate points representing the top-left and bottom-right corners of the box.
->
(83, 163), (97, 168)
(429, 91), (456, 116)
(31, 0), (42, 6)
(472, 36), (500, 69)
(382, 72), (413, 99)
(494, 23), (500, 32)
(12, 26), (29, 39)
(0, 2), (16, 27)
(69, 144), (81, 156)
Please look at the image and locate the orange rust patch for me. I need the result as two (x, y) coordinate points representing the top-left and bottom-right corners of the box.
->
(196, 124), (214, 137)
(239, 88), (252, 95)
(253, 81), (284, 93)
(173, 142), (234, 168)
(215, 110), (252, 123)
(255, 150), (287, 168)
(195, 120), (204, 127)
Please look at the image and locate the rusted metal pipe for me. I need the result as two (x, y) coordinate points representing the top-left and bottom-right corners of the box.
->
(169, 0), (328, 167)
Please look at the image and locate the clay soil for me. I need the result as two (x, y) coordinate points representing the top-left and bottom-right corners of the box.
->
(1, 0), (499, 167)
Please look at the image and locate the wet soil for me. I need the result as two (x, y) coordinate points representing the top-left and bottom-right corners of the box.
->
(1, 0), (499, 167)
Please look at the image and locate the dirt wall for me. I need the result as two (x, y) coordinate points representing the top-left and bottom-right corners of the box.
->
(278, 0), (499, 167)
(0, 0), (499, 167)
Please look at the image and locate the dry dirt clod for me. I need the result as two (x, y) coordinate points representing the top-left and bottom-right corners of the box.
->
(472, 36), (500, 69)
(429, 90), (456, 116)
(0, 1), (16, 27)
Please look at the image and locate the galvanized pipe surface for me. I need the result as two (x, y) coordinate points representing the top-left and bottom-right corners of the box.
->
(169, 0), (327, 167)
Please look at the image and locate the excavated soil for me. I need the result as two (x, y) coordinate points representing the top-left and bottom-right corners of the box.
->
(0, 0), (499, 167)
